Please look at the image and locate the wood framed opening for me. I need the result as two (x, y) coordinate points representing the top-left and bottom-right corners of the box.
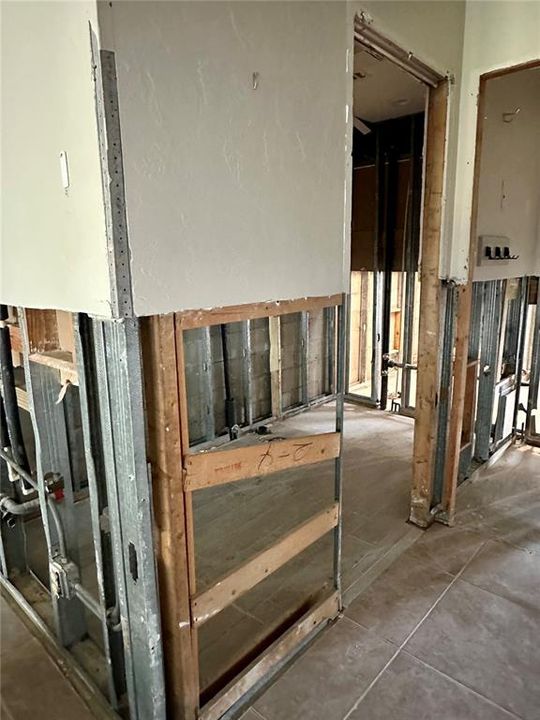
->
(141, 295), (345, 720)
(349, 16), (450, 529)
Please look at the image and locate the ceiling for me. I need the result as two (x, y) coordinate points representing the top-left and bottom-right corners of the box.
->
(353, 44), (426, 123)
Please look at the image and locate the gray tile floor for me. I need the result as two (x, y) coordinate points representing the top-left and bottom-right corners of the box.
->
(246, 445), (540, 720)
(196, 403), (421, 690)
(1, 442), (538, 720)
(0, 596), (95, 720)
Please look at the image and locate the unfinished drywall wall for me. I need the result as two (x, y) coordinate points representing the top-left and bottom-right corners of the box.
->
(474, 68), (540, 282)
(184, 313), (330, 446)
(351, 1), (466, 280)
(1, 1), (111, 316)
(449, 0), (540, 284)
(97, 1), (351, 315)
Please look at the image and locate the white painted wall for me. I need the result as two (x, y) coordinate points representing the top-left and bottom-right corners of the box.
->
(1, 1), (112, 316)
(448, 0), (540, 284)
(98, 1), (352, 315)
(474, 68), (540, 282)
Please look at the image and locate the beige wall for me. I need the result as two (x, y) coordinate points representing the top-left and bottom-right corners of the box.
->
(98, 1), (352, 316)
(1, 1), (112, 316)
(99, 0), (471, 315)
(449, 0), (540, 283)
(474, 68), (540, 282)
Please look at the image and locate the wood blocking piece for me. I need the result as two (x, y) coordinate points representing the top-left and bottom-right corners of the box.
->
(184, 432), (340, 491)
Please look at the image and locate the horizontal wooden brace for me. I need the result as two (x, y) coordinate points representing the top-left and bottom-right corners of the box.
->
(29, 352), (78, 386)
(191, 503), (339, 626)
(176, 294), (342, 330)
(199, 592), (339, 720)
(184, 432), (340, 491)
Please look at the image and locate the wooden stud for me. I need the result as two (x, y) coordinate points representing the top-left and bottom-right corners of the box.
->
(177, 294), (342, 330)
(191, 503), (338, 625)
(25, 309), (59, 353)
(440, 284), (473, 523)
(140, 314), (199, 720)
(199, 592), (339, 720)
(269, 315), (282, 418)
(439, 75), (487, 524)
(8, 325), (22, 354)
(174, 319), (198, 595)
(55, 311), (75, 355)
(410, 80), (449, 528)
(461, 361), (479, 446)
(28, 352), (78, 386)
(184, 432), (340, 491)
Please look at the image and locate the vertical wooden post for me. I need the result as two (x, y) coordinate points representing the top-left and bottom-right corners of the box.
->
(269, 316), (282, 418)
(141, 315), (199, 719)
(440, 285), (472, 523)
(440, 78), (487, 524)
(410, 80), (448, 527)
(174, 319), (199, 627)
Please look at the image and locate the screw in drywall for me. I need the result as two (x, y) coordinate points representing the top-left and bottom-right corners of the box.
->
(252, 72), (260, 90)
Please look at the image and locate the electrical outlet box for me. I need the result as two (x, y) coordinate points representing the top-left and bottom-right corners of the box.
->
(477, 235), (518, 266)
(50, 557), (79, 600)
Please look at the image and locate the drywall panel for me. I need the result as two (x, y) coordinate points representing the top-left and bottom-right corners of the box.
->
(351, 1), (466, 278)
(1, 1), (111, 316)
(474, 68), (540, 281)
(98, 1), (351, 315)
(449, 0), (540, 284)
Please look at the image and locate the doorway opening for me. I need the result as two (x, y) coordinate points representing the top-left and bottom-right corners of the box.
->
(347, 35), (428, 415)
(340, 36), (432, 587)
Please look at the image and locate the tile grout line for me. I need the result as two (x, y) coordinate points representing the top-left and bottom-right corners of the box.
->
(341, 538), (489, 720)
(456, 575), (540, 619)
(340, 614), (373, 633)
(399, 649), (525, 720)
(343, 527), (422, 603)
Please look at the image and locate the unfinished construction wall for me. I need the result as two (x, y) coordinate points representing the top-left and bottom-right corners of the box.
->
(449, 0), (540, 284)
(183, 310), (332, 447)
(97, 1), (351, 315)
(1, 1), (112, 317)
(474, 68), (540, 282)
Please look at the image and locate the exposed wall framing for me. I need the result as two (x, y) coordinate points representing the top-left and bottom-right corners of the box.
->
(439, 61), (540, 524)
(0, 307), (167, 719)
(140, 294), (345, 719)
(183, 306), (336, 449)
(409, 80), (449, 528)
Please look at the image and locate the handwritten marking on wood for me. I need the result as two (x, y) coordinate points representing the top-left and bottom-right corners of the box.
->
(184, 432), (340, 491)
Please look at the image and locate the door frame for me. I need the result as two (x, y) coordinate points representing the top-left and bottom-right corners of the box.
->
(352, 15), (451, 528)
